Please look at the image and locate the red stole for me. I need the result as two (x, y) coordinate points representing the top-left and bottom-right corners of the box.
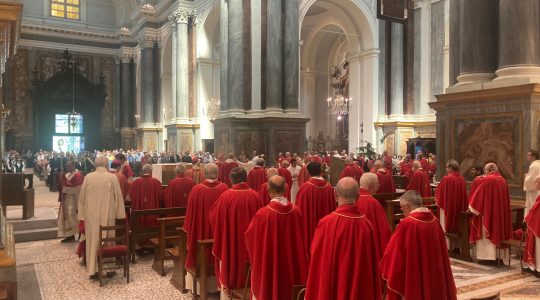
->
(164, 175), (195, 208)
(406, 169), (431, 197)
(339, 163), (364, 182)
(306, 205), (382, 300)
(469, 171), (511, 246)
(435, 171), (468, 233)
(209, 182), (264, 289)
(356, 189), (391, 255)
(278, 167), (293, 193)
(380, 210), (457, 300)
(184, 180), (228, 269)
(524, 194), (540, 267)
(295, 177), (336, 257)
(58, 171), (84, 202)
(129, 175), (164, 227)
(247, 166), (267, 191)
(245, 201), (308, 300)
(257, 183), (291, 205)
(219, 161), (239, 187)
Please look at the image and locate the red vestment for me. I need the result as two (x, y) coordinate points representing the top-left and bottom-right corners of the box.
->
(524, 194), (540, 267)
(120, 162), (134, 180)
(58, 171), (84, 202)
(277, 167), (293, 193)
(129, 175), (163, 227)
(209, 182), (264, 289)
(406, 168), (431, 197)
(219, 161), (239, 187)
(305, 205), (382, 300)
(468, 171), (511, 246)
(435, 171), (468, 233)
(469, 175), (486, 197)
(380, 209), (456, 300)
(297, 165), (311, 186)
(247, 165), (267, 191)
(257, 182), (290, 205)
(420, 158), (429, 170)
(429, 161), (437, 175)
(295, 177), (336, 255)
(185, 167), (205, 184)
(339, 163), (364, 182)
(164, 175), (195, 208)
(356, 188), (391, 255)
(383, 155), (393, 170)
(184, 180), (228, 269)
(400, 161), (412, 177)
(376, 168), (396, 194)
(111, 171), (130, 200)
(245, 201), (308, 300)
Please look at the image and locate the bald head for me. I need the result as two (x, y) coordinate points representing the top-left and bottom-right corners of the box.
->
(175, 164), (186, 176)
(95, 156), (109, 168)
(344, 156), (353, 164)
(281, 160), (290, 168)
(484, 162), (498, 174)
(267, 175), (286, 196)
(266, 168), (278, 178)
(360, 172), (379, 195)
(204, 163), (219, 179)
(142, 164), (153, 175)
(412, 160), (421, 171)
(336, 177), (360, 205)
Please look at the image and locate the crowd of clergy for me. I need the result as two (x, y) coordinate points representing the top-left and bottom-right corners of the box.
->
(53, 146), (540, 299)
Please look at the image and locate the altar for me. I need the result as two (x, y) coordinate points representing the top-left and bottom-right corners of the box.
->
(151, 163), (192, 185)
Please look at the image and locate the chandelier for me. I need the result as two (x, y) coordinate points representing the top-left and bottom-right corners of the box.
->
(327, 94), (350, 120)
(327, 29), (350, 121)
(207, 97), (220, 120)
(66, 49), (80, 131)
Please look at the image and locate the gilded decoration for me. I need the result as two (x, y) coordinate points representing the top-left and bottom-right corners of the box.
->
(100, 57), (114, 129)
(400, 129), (414, 155)
(12, 49), (29, 126)
(180, 132), (193, 153)
(451, 112), (523, 185)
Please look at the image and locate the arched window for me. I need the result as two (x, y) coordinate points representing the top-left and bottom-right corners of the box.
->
(51, 0), (80, 20)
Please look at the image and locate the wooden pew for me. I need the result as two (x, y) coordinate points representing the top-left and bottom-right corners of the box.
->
(372, 192), (404, 208)
(129, 206), (186, 263)
(392, 175), (409, 189)
(151, 216), (185, 276)
(1, 173), (34, 219)
(446, 212), (474, 262)
(384, 197), (437, 231)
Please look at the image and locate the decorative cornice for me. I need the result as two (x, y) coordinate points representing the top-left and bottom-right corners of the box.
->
(170, 8), (198, 25)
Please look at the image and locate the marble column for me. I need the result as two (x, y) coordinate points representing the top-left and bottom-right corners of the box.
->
(120, 57), (132, 128)
(457, 0), (498, 83)
(113, 58), (121, 130)
(170, 22), (177, 119)
(449, 0), (460, 86)
(220, 0), (229, 111)
(228, 0), (244, 110)
(495, 0), (540, 81)
(140, 40), (155, 124)
(175, 10), (191, 120)
(390, 23), (404, 115)
(284, 0), (299, 110)
(265, 0), (283, 110)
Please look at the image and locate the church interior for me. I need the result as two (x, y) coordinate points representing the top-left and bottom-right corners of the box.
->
(0, 0), (540, 299)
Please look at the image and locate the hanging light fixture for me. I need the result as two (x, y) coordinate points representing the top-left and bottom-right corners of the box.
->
(206, 59), (220, 120)
(66, 49), (80, 132)
(327, 28), (351, 120)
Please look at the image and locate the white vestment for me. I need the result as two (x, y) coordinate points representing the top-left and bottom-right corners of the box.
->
(469, 205), (509, 263)
(524, 160), (540, 215)
(524, 237), (540, 271)
(288, 165), (301, 204)
(78, 167), (126, 276)
(57, 171), (82, 237)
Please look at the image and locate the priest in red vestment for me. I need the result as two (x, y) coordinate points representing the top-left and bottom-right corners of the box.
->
(306, 177), (382, 300)
(218, 153), (239, 187)
(357, 173), (391, 255)
(469, 163), (512, 264)
(164, 164), (195, 208)
(435, 159), (468, 235)
(245, 175), (308, 300)
(297, 162), (311, 186)
(295, 162), (336, 256)
(469, 165), (486, 197)
(57, 161), (84, 242)
(116, 153), (135, 182)
(110, 160), (130, 201)
(258, 168), (290, 204)
(248, 159), (267, 191)
(209, 167), (264, 295)
(523, 176), (540, 273)
(129, 164), (163, 227)
(399, 155), (413, 178)
(339, 156), (364, 182)
(372, 161), (396, 194)
(382, 150), (393, 171)
(183, 163), (228, 292)
(185, 163), (205, 184)
(380, 190), (457, 300)
(278, 160), (293, 194)
(406, 160), (431, 197)
(419, 153), (429, 170)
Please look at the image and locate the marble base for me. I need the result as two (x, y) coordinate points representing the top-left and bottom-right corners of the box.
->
(165, 124), (200, 154)
(431, 83), (540, 198)
(212, 116), (309, 165)
(119, 127), (134, 150)
(136, 127), (163, 152)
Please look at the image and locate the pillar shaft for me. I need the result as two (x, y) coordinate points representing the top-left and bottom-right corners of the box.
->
(176, 19), (189, 119)
(171, 23), (177, 119)
(265, 0), (283, 109)
(121, 60), (131, 128)
(141, 45), (154, 123)
(228, 0), (244, 110)
(220, 0), (229, 111)
(390, 23), (404, 115)
(283, 0), (299, 110)
(449, 0), (460, 85)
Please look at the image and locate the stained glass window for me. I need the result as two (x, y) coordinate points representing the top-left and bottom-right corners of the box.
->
(51, 0), (80, 20)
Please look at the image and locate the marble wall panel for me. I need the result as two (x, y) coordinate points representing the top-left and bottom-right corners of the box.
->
(431, 0), (445, 101)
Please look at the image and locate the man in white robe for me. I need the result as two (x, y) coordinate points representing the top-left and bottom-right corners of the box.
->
(287, 159), (302, 203)
(78, 156), (126, 279)
(524, 150), (540, 215)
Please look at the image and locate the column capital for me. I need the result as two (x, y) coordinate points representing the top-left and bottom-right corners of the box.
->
(138, 34), (161, 48)
(171, 7), (198, 25)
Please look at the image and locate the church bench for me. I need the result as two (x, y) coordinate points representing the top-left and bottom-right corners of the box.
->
(446, 211), (474, 262)
(169, 230), (188, 292)
(372, 192), (404, 208)
(1, 173), (34, 219)
(183, 239), (215, 300)
(384, 197), (438, 231)
(150, 216), (185, 276)
(392, 175), (409, 189)
(129, 206), (186, 263)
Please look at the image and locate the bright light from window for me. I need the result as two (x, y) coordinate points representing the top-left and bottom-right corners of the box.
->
(51, 0), (80, 20)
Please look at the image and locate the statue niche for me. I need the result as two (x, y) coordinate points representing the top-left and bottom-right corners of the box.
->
(31, 50), (106, 151)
